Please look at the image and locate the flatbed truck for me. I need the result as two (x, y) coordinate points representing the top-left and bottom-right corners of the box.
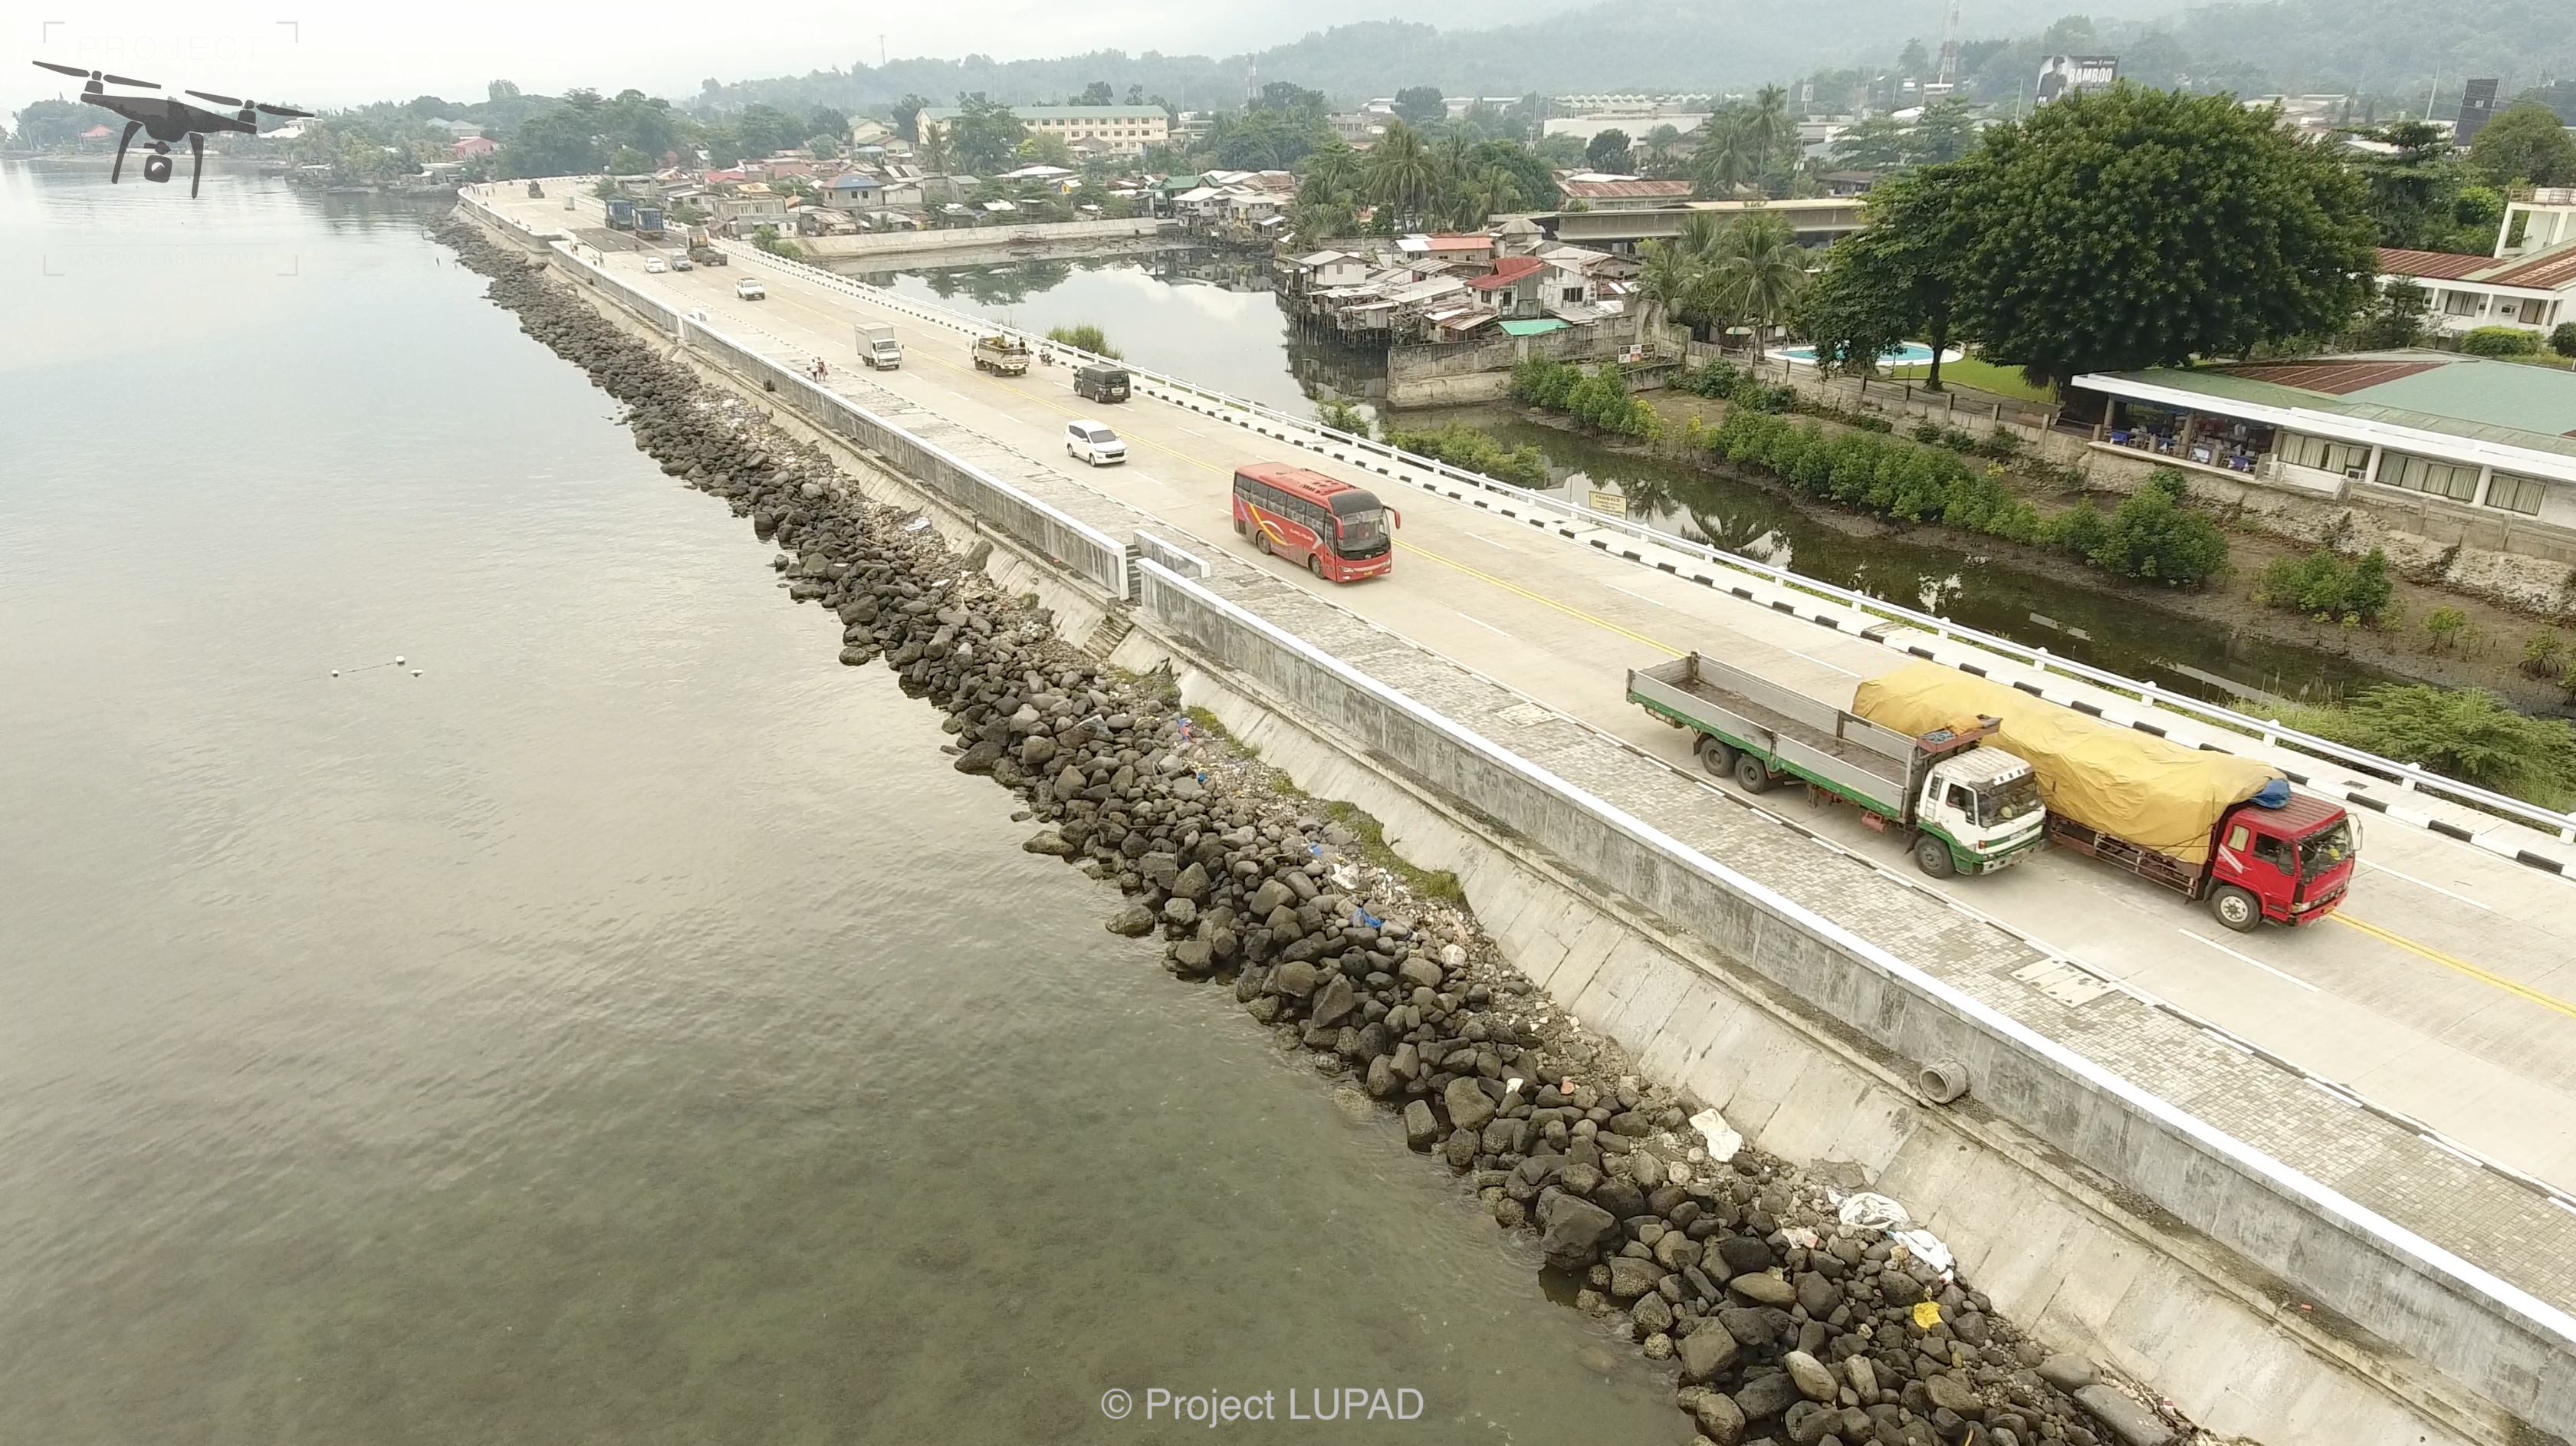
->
(971, 334), (1030, 376)
(1628, 653), (2047, 878)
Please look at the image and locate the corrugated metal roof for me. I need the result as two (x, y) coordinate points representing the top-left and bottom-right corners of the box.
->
(1498, 318), (1570, 336)
(1557, 178), (1696, 199)
(2216, 360), (2443, 394)
(2378, 247), (2496, 281)
(2088, 360), (2576, 462)
(2492, 246), (2576, 290)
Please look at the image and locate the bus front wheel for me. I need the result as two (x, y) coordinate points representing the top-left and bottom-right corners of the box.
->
(1307, 554), (1324, 578)
(2210, 885), (2262, 933)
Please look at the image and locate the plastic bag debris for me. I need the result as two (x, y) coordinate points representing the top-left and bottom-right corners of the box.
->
(1689, 1109), (1742, 1163)
(1781, 1226), (1821, 1250)
(1896, 1228), (1955, 1281)
(1835, 1193), (1911, 1232)
(1912, 1300), (1944, 1330)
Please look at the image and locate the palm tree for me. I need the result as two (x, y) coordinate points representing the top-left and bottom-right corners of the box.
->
(1674, 211), (1727, 262)
(1633, 238), (1700, 343)
(1703, 212), (1810, 343)
(1745, 84), (1797, 174)
(1364, 120), (1441, 230)
(1446, 164), (1523, 230)
(1299, 140), (1362, 199)
(1692, 113), (1764, 198)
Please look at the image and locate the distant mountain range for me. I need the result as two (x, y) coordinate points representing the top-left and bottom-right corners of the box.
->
(694, 0), (2573, 118)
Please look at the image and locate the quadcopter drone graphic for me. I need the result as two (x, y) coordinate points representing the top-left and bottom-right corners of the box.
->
(33, 61), (312, 197)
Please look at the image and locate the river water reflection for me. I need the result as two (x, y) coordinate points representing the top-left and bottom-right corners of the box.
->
(0, 161), (1686, 1444)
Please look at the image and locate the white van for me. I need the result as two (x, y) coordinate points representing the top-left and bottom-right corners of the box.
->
(643, 255), (667, 273)
(1065, 422), (1126, 466)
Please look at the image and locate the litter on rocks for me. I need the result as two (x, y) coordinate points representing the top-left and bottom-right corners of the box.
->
(1689, 1108), (1743, 1162)
(1836, 1191), (1911, 1232)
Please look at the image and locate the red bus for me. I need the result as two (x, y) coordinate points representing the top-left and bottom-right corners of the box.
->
(1231, 463), (1398, 583)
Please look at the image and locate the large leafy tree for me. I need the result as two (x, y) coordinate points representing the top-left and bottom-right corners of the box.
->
(2354, 120), (2479, 250)
(1957, 86), (2376, 394)
(2469, 101), (2576, 188)
(945, 94), (1027, 175)
(1585, 127), (1635, 173)
(1802, 165), (1974, 384)
(1392, 87), (1445, 127)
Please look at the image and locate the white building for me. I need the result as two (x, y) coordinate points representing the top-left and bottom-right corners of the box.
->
(2377, 189), (2576, 337)
(917, 105), (1169, 159)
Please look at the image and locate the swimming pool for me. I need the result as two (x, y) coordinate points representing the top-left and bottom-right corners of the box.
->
(1774, 342), (1958, 366)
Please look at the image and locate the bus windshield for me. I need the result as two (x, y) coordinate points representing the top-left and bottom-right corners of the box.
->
(2298, 819), (2354, 879)
(1335, 510), (1387, 554)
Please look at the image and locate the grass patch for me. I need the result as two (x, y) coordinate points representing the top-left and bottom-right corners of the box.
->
(1884, 354), (2055, 405)
(1319, 800), (1467, 909)
(1183, 705), (1254, 758)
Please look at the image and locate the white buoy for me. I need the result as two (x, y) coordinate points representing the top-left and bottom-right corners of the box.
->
(330, 670), (340, 677)
(411, 669), (422, 677)
(394, 656), (406, 665)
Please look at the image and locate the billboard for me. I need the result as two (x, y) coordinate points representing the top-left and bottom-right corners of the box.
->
(2456, 78), (2500, 144)
(2036, 55), (2120, 104)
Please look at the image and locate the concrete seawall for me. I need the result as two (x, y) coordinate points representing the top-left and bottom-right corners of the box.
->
(468, 199), (2576, 1446)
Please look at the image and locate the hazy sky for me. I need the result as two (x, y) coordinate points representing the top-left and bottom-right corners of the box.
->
(8, 0), (1585, 119)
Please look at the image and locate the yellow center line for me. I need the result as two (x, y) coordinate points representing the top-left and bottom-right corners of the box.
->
(1395, 537), (1683, 657)
(2332, 912), (2576, 1021)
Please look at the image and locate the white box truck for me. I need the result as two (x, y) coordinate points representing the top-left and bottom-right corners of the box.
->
(855, 323), (903, 370)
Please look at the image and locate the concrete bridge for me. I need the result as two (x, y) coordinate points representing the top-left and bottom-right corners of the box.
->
(465, 184), (2576, 1446)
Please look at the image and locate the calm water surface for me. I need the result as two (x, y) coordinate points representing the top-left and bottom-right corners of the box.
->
(0, 160), (1686, 1444)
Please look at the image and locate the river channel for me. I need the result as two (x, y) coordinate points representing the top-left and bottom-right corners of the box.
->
(857, 248), (2393, 705)
(0, 160), (1685, 1444)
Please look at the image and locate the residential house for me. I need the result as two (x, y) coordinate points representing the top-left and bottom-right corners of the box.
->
(1329, 113), (1386, 148)
(709, 182), (788, 232)
(1467, 255), (1551, 320)
(1395, 233), (1495, 265)
(2377, 189), (2576, 337)
(451, 136), (497, 159)
(826, 171), (882, 209)
(917, 104), (1169, 159)
(1819, 170), (1878, 196)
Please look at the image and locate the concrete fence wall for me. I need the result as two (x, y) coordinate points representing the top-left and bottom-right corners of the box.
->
(801, 216), (1175, 261)
(1131, 555), (2576, 1441)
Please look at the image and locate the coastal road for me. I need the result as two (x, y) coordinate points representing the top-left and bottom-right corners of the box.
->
(504, 196), (2576, 1198)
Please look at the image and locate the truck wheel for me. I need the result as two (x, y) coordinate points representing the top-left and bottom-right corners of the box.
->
(1732, 753), (1772, 794)
(2211, 885), (2262, 933)
(1696, 735), (1734, 777)
(1914, 834), (1957, 879)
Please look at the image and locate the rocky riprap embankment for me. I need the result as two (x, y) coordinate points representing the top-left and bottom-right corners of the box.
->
(436, 213), (2195, 1446)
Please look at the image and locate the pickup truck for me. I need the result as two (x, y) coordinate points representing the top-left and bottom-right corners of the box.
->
(971, 334), (1030, 376)
(1629, 652), (2045, 878)
(734, 277), (766, 301)
(856, 323), (903, 370)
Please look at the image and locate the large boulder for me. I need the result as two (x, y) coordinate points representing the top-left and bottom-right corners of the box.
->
(1536, 1192), (1617, 1270)
(1677, 1326), (1739, 1382)
(1443, 1076), (1497, 1134)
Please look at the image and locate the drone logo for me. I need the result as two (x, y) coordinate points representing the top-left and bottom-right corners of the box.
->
(32, 61), (312, 197)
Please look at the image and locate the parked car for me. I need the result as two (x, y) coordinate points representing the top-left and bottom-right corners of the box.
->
(1073, 363), (1130, 403)
(734, 277), (766, 301)
(643, 255), (667, 273)
(1065, 422), (1127, 466)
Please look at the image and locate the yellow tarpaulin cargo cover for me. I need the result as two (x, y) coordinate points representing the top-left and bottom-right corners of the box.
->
(1851, 662), (2281, 866)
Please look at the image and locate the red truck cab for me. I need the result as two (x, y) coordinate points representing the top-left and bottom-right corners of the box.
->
(2208, 792), (2356, 930)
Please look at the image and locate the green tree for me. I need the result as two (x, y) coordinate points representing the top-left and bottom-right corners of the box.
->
(1694, 115), (1764, 196)
(1701, 212), (1810, 339)
(1633, 239), (1700, 340)
(607, 146), (654, 175)
(2350, 278), (2430, 348)
(2469, 101), (2576, 187)
(2353, 120), (2476, 250)
(1365, 120), (1442, 229)
(1585, 127), (1635, 173)
(892, 94), (931, 142)
(1076, 81), (1116, 107)
(488, 79), (521, 103)
(1829, 116), (1910, 171)
(2284, 685), (2576, 807)
(1742, 84), (1797, 173)
(9, 98), (90, 150)
(1255, 82), (1329, 123)
(1392, 87), (1446, 127)
(1801, 165), (1972, 385)
(1957, 86), (2377, 395)
(946, 94), (1027, 175)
